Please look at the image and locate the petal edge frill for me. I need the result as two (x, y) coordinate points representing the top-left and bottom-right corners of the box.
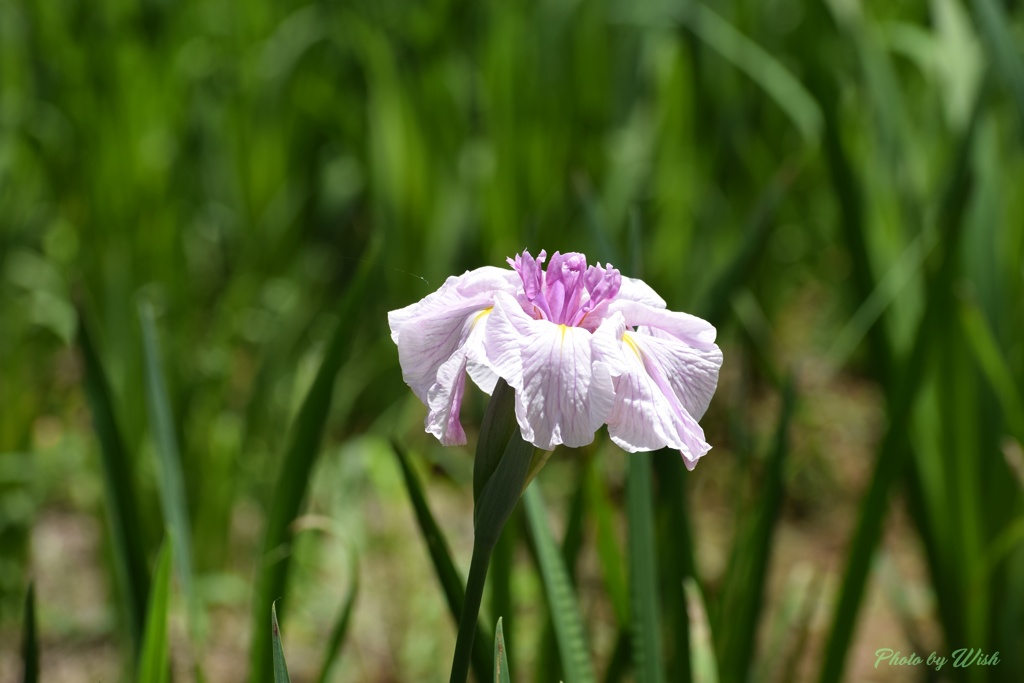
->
(388, 266), (517, 444)
(606, 299), (717, 347)
(598, 317), (716, 470)
(387, 266), (516, 402)
(485, 293), (615, 450)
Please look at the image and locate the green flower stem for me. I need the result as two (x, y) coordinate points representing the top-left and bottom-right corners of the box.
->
(449, 542), (496, 683)
(449, 379), (538, 683)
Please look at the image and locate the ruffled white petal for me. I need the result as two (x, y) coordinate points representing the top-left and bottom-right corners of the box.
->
(486, 292), (615, 450)
(617, 276), (667, 309)
(632, 328), (722, 420)
(595, 314), (720, 470)
(389, 255), (720, 461)
(387, 266), (518, 445)
(606, 299), (717, 347)
(425, 346), (470, 445)
(387, 266), (517, 402)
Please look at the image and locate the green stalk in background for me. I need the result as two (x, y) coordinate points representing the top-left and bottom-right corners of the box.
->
(523, 483), (596, 683)
(532, 458), (589, 682)
(138, 302), (199, 641)
(489, 507), (517, 671)
(684, 579), (719, 683)
(77, 308), (151, 657)
(392, 441), (492, 681)
(137, 540), (172, 683)
(653, 454), (693, 683)
(493, 617), (511, 683)
(715, 379), (795, 683)
(249, 256), (374, 683)
(817, 78), (984, 683)
(314, 548), (360, 683)
(628, 456), (664, 683)
(21, 583), (38, 683)
(271, 603), (291, 683)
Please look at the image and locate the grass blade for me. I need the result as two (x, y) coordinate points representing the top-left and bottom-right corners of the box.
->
(314, 548), (360, 683)
(691, 4), (822, 142)
(627, 456), (664, 683)
(535, 460), (589, 681)
(271, 602), (291, 683)
(489, 514), (516, 670)
(759, 566), (822, 683)
(683, 579), (719, 683)
(21, 583), (38, 683)
(618, 5), (822, 144)
(494, 617), (511, 683)
(958, 299), (1024, 438)
(968, 0), (1024, 127)
(602, 631), (632, 683)
(523, 483), (596, 683)
(817, 80), (984, 683)
(250, 257), (374, 682)
(588, 464), (629, 627)
(138, 302), (198, 636)
(138, 539), (172, 683)
(716, 380), (795, 683)
(391, 441), (492, 682)
(77, 308), (150, 653)
(652, 453), (693, 683)
(696, 161), (801, 325)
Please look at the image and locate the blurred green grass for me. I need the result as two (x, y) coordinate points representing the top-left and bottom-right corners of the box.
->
(1, 0), (1023, 680)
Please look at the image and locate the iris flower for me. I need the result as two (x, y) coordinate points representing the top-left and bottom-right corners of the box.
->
(388, 250), (722, 469)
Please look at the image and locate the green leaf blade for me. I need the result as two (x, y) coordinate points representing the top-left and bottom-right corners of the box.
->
(138, 302), (198, 635)
(77, 309), (151, 653)
(684, 579), (719, 683)
(138, 540), (172, 683)
(523, 484), (595, 683)
(627, 456), (664, 683)
(391, 441), (492, 682)
(314, 548), (360, 683)
(271, 602), (292, 683)
(716, 380), (795, 683)
(250, 255), (375, 682)
(21, 583), (39, 683)
(494, 617), (511, 683)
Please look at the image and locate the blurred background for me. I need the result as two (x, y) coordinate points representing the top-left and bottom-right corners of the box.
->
(1, 0), (1023, 680)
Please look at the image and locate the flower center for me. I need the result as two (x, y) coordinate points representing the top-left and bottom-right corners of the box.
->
(508, 250), (622, 326)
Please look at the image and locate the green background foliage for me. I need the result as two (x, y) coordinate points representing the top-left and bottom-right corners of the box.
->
(1, 0), (1022, 680)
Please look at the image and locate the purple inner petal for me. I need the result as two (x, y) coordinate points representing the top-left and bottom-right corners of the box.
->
(508, 249), (552, 320)
(508, 250), (622, 327)
(544, 251), (588, 324)
(574, 263), (621, 325)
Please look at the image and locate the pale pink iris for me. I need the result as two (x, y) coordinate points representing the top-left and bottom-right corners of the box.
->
(388, 250), (722, 469)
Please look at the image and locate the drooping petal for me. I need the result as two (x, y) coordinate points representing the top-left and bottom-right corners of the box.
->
(425, 347), (471, 445)
(630, 328), (722, 420)
(616, 276), (667, 309)
(606, 298), (717, 348)
(485, 292), (615, 450)
(387, 266), (517, 402)
(595, 315), (716, 470)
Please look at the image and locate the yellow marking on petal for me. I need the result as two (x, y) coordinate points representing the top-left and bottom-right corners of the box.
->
(471, 306), (493, 329)
(559, 324), (567, 349)
(622, 332), (643, 361)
